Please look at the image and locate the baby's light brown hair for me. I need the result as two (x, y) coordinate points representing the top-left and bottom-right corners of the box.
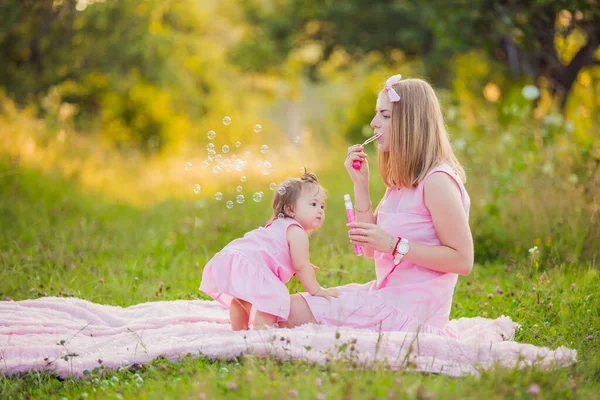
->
(270, 168), (325, 221)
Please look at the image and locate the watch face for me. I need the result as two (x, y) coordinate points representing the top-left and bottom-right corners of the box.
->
(398, 242), (409, 254)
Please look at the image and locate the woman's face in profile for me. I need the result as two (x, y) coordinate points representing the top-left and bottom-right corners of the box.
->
(370, 92), (392, 153)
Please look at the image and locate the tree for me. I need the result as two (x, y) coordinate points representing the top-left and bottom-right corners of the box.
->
(230, 0), (599, 109)
(0, 0), (217, 151)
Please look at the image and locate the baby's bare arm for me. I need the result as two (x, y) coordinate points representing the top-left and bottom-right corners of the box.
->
(287, 225), (320, 295)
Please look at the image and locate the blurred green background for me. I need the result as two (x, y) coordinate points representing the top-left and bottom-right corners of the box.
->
(1, 0), (598, 265)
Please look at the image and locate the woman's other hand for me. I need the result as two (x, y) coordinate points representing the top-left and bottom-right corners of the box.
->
(344, 144), (369, 185)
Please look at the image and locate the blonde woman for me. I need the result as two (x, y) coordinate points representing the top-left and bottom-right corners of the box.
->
(282, 76), (474, 337)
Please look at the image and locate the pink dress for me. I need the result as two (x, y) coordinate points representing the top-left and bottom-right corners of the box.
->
(199, 218), (303, 319)
(300, 163), (470, 337)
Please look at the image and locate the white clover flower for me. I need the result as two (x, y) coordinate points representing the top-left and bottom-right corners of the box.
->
(522, 85), (540, 100)
(565, 121), (575, 133)
(543, 113), (563, 126)
(568, 174), (578, 184)
(541, 162), (554, 176)
(528, 246), (539, 254)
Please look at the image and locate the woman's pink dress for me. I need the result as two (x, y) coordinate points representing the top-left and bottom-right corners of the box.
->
(200, 218), (303, 319)
(300, 163), (470, 337)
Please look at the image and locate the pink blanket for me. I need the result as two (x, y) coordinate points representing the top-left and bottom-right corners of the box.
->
(0, 297), (576, 377)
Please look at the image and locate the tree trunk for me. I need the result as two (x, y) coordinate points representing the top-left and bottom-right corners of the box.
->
(554, 28), (599, 110)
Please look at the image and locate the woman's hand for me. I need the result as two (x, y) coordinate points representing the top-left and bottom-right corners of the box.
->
(347, 222), (395, 254)
(344, 144), (369, 185)
(312, 287), (340, 301)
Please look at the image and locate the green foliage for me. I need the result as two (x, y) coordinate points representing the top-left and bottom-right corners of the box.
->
(0, 0), (220, 152)
(231, 0), (600, 106)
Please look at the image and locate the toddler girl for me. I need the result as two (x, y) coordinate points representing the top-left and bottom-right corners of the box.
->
(200, 170), (339, 330)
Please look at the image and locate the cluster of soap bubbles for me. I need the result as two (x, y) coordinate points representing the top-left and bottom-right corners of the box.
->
(186, 116), (294, 209)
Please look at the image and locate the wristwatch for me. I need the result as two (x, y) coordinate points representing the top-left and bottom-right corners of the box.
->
(393, 238), (410, 265)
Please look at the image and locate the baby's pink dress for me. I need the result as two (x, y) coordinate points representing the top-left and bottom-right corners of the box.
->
(199, 217), (303, 319)
(301, 163), (470, 337)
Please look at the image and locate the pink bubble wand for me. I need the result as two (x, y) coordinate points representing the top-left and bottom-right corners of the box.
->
(351, 133), (382, 170)
(344, 194), (363, 256)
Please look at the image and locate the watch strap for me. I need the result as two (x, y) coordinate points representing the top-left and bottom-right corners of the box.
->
(391, 237), (401, 256)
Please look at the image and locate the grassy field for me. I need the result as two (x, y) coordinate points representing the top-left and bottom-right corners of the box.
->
(1, 156), (599, 399)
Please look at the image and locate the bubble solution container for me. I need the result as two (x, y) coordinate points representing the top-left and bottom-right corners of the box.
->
(344, 194), (363, 257)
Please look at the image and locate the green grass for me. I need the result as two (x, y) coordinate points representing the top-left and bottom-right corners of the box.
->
(1, 159), (599, 399)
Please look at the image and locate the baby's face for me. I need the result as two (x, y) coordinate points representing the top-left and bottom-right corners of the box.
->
(292, 184), (326, 231)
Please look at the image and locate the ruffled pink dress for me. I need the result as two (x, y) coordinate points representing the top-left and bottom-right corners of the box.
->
(200, 218), (303, 319)
(300, 163), (470, 337)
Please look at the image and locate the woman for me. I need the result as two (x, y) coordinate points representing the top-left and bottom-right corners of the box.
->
(281, 75), (474, 337)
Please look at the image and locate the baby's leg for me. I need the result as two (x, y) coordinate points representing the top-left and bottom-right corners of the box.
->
(254, 310), (278, 329)
(230, 298), (252, 331)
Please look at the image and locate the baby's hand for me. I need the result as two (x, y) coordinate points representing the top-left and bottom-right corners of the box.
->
(312, 287), (339, 301)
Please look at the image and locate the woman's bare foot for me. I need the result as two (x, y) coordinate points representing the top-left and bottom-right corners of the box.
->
(254, 310), (278, 329)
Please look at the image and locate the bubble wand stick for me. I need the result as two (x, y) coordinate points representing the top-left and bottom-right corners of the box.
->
(352, 133), (382, 170)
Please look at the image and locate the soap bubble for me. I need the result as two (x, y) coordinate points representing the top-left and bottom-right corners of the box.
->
(226, 200), (234, 209)
(243, 151), (250, 159)
(236, 185), (243, 193)
(277, 186), (286, 195)
(240, 175), (247, 182)
(235, 141), (241, 148)
(207, 143), (214, 150)
(293, 136), (301, 144)
(277, 213), (285, 219)
(253, 124), (262, 133)
(207, 130), (216, 140)
(234, 160), (247, 171)
(260, 145), (269, 154)
(201, 161), (209, 168)
(261, 160), (273, 175)
(223, 116), (231, 126)
(193, 184), (201, 194)
(213, 165), (222, 174)
(222, 145), (230, 154)
(269, 182), (277, 191)
(184, 162), (192, 171)
(253, 192), (263, 202)
(236, 194), (245, 204)
(218, 367), (229, 377)
(215, 192), (223, 201)
(215, 154), (223, 162)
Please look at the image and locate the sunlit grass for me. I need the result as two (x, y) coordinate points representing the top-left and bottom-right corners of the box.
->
(1, 156), (599, 399)
(1, 90), (599, 398)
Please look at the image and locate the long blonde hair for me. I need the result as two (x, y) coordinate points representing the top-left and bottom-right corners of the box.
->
(377, 78), (466, 188)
